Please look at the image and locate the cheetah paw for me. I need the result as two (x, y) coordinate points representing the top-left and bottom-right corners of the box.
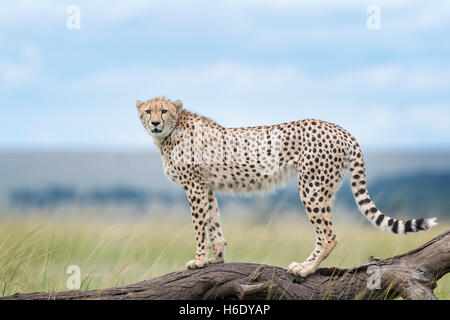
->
(207, 256), (224, 265)
(287, 261), (316, 277)
(186, 258), (207, 269)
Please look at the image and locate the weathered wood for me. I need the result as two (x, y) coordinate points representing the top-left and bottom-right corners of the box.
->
(2, 230), (449, 300)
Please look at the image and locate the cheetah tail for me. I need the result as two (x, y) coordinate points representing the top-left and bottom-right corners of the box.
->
(348, 149), (438, 235)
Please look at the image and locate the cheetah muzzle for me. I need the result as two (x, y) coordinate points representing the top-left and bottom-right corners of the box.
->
(136, 96), (438, 277)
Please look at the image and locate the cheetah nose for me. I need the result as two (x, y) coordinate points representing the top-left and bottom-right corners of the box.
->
(151, 121), (161, 126)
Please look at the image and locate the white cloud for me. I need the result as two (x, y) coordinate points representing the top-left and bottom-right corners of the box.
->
(0, 61), (38, 86)
(70, 62), (305, 100)
(64, 61), (450, 148)
(2, 0), (448, 31)
(0, 44), (40, 86)
(1, 1), (448, 149)
(409, 106), (450, 134)
(19, 44), (40, 61)
(413, 2), (450, 29)
(0, 0), (65, 24)
(69, 61), (450, 105)
(320, 64), (450, 94)
(224, 0), (414, 12)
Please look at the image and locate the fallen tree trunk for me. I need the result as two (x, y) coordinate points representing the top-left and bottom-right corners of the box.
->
(2, 230), (449, 300)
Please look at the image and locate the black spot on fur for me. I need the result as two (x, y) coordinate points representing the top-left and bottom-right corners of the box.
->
(392, 220), (399, 234)
(376, 214), (384, 226)
(404, 220), (413, 233)
(415, 218), (425, 231)
(358, 199), (371, 205)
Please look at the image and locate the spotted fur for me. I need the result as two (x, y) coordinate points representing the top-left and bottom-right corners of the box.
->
(136, 97), (437, 277)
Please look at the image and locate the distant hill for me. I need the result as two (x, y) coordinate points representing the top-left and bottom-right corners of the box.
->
(217, 171), (450, 220)
(6, 171), (450, 221)
(1, 151), (449, 220)
(344, 171), (450, 219)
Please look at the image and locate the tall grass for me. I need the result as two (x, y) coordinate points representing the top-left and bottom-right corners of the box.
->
(0, 212), (448, 299)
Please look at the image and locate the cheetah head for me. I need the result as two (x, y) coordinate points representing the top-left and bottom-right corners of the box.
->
(136, 97), (183, 139)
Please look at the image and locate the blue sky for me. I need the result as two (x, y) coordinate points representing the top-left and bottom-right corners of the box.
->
(0, 0), (449, 151)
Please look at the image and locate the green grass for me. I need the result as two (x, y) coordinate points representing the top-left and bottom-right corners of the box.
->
(0, 212), (448, 299)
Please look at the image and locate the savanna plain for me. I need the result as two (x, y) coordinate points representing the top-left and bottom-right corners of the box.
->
(0, 210), (448, 299)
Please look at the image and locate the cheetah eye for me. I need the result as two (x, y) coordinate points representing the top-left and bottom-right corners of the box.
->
(145, 110), (151, 115)
(161, 109), (168, 114)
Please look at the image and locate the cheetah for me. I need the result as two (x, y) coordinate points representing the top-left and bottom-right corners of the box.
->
(136, 96), (437, 277)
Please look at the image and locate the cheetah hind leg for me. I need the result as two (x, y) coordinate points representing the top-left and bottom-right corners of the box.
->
(287, 217), (337, 278)
(288, 190), (338, 277)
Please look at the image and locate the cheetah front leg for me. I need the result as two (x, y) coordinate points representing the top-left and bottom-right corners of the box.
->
(185, 184), (210, 269)
(205, 189), (226, 265)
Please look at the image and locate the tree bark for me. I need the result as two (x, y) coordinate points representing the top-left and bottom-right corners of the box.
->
(2, 230), (449, 300)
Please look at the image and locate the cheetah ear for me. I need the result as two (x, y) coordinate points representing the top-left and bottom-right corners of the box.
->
(136, 100), (144, 110)
(172, 99), (183, 113)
